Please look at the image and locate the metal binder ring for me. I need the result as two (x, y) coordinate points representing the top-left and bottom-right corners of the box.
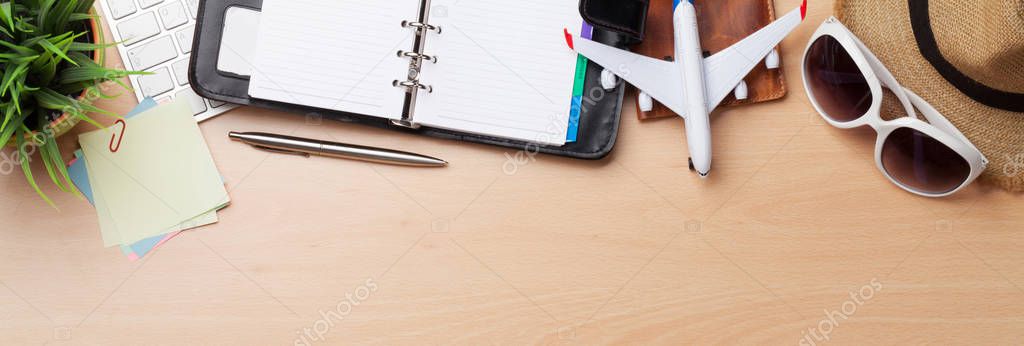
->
(402, 20), (442, 34)
(396, 50), (438, 64)
(393, 80), (434, 93)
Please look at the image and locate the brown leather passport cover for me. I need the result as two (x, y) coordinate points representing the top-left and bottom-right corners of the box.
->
(634, 0), (788, 120)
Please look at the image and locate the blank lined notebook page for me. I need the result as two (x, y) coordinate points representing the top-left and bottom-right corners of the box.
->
(248, 0), (418, 119)
(415, 0), (583, 145)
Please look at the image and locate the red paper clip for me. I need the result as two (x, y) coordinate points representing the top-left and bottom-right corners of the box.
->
(109, 119), (126, 153)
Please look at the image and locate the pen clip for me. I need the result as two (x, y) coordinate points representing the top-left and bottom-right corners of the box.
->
(253, 145), (311, 158)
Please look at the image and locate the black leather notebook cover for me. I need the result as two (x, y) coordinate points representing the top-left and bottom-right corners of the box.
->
(189, 0), (633, 159)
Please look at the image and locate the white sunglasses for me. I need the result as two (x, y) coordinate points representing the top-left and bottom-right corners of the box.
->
(801, 17), (988, 197)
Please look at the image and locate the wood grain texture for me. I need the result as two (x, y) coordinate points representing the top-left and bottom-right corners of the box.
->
(2, 1), (1022, 344)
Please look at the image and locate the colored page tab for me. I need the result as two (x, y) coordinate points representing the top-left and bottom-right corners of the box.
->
(566, 23), (594, 143)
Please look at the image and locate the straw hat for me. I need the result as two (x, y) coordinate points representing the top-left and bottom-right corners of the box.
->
(835, 0), (1024, 192)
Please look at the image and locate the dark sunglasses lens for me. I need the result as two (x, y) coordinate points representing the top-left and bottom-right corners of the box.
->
(804, 36), (873, 122)
(881, 127), (971, 194)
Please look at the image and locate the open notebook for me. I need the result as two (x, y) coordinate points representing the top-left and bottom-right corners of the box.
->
(248, 0), (584, 146)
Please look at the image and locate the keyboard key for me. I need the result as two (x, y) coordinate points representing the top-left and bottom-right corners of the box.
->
(138, 0), (164, 9)
(116, 12), (160, 46)
(137, 67), (174, 97)
(102, 0), (231, 122)
(185, 0), (200, 19)
(175, 25), (195, 53)
(106, 0), (137, 19)
(158, 2), (189, 30)
(127, 35), (177, 70)
(176, 88), (208, 115)
(171, 59), (191, 86)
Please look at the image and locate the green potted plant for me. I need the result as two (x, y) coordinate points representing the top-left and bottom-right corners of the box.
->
(0, 0), (143, 206)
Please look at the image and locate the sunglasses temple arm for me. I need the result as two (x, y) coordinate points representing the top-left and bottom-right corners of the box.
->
(903, 88), (984, 155)
(850, 36), (922, 120)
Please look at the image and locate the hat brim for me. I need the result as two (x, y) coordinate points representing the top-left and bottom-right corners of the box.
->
(835, 0), (1024, 192)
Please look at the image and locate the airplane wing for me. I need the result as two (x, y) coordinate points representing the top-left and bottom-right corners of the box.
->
(703, 1), (807, 110)
(565, 31), (688, 117)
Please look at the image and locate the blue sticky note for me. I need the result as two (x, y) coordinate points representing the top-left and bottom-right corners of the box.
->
(68, 151), (93, 203)
(125, 234), (168, 257)
(125, 98), (160, 118)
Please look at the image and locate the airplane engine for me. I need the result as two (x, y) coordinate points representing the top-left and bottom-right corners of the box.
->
(734, 80), (749, 100)
(600, 69), (618, 91)
(765, 48), (780, 69)
(638, 92), (654, 112)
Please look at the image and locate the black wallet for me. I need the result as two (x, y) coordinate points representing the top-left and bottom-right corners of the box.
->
(189, 0), (643, 159)
(579, 0), (650, 43)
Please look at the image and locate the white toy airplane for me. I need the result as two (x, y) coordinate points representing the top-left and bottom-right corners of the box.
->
(565, 0), (807, 177)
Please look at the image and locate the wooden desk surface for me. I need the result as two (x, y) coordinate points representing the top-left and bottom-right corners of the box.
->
(2, 1), (1022, 344)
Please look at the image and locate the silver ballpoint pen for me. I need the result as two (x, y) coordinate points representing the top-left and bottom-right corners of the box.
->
(228, 132), (447, 167)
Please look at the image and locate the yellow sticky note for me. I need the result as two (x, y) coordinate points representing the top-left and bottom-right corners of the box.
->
(83, 155), (223, 246)
(79, 98), (230, 246)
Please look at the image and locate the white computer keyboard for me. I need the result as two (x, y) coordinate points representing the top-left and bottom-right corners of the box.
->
(99, 0), (235, 122)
